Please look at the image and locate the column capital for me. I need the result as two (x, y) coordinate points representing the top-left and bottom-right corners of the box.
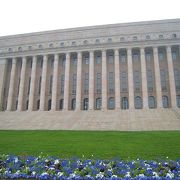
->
(166, 46), (172, 53)
(140, 47), (145, 55)
(77, 51), (82, 59)
(127, 48), (132, 55)
(102, 50), (106, 56)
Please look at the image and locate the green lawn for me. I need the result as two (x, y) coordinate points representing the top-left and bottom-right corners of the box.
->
(0, 130), (179, 160)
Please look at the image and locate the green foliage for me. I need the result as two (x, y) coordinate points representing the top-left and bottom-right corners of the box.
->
(0, 130), (179, 160)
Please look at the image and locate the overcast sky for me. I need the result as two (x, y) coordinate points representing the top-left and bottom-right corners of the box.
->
(0, 0), (179, 36)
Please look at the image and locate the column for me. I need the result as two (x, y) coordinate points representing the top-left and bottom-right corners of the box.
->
(166, 46), (176, 108)
(127, 48), (134, 109)
(140, 48), (148, 109)
(153, 47), (162, 108)
(101, 50), (107, 110)
(40, 55), (48, 111)
(114, 49), (120, 110)
(51, 54), (59, 111)
(7, 58), (17, 111)
(89, 51), (94, 110)
(0, 58), (7, 110)
(63, 53), (70, 110)
(76, 52), (82, 110)
(17, 57), (27, 111)
(28, 56), (37, 111)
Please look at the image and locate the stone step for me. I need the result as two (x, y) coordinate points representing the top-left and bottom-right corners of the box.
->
(0, 109), (180, 131)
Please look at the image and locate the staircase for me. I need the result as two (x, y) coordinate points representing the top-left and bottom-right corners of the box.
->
(0, 109), (180, 131)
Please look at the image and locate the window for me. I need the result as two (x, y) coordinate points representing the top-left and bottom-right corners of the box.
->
(60, 42), (64, 47)
(17, 78), (20, 96)
(172, 51), (177, 60)
(145, 52), (152, 61)
(51, 60), (54, 68)
(174, 69), (180, 90)
(49, 43), (53, 48)
(96, 55), (101, 64)
(134, 71), (141, 92)
(37, 99), (40, 110)
(28, 77), (31, 95)
(172, 33), (177, 39)
(160, 70), (167, 91)
(62, 58), (66, 67)
(60, 75), (64, 94)
(162, 96), (169, 108)
(83, 40), (88, 45)
(108, 72), (114, 93)
(95, 39), (100, 44)
(48, 99), (51, 111)
(133, 36), (137, 41)
(132, 52), (139, 61)
(38, 44), (43, 49)
(72, 74), (77, 94)
(159, 34), (163, 39)
(120, 37), (125, 41)
(84, 57), (89, 65)
(148, 96), (156, 108)
(135, 96), (142, 109)
(120, 53), (126, 63)
(49, 75), (53, 94)
(59, 99), (64, 110)
(84, 73), (89, 94)
(121, 72), (128, 92)
(96, 73), (101, 93)
(146, 35), (150, 40)
(71, 98), (76, 110)
(96, 98), (101, 110)
(121, 97), (128, 109)
(108, 54), (114, 64)
(108, 97), (115, 109)
(18, 47), (22, 51)
(39, 76), (41, 94)
(83, 98), (88, 110)
(72, 41), (76, 46)
(158, 51), (164, 61)
(107, 38), (112, 43)
(72, 57), (77, 66)
(147, 70), (153, 91)
(177, 96), (180, 107)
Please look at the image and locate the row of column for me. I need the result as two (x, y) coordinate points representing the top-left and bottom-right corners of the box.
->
(6, 46), (177, 111)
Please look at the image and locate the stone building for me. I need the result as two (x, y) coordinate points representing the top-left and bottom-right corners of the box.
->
(0, 19), (180, 130)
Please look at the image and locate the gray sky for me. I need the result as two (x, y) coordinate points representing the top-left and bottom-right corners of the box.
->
(0, 0), (180, 36)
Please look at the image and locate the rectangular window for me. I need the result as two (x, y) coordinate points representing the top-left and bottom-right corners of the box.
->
(147, 70), (153, 91)
(60, 74), (64, 94)
(96, 56), (101, 64)
(72, 74), (77, 94)
(108, 55), (114, 64)
(174, 70), (180, 90)
(38, 76), (41, 94)
(49, 75), (53, 94)
(108, 72), (114, 93)
(84, 57), (89, 65)
(28, 77), (31, 95)
(120, 54), (126, 63)
(145, 52), (152, 61)
(121, 72), (127, 92)
(158, 52), (164, 61)
(160, 70), (167, 91)
(96, 73), (101, 93)
(172, 51), (177, 61)
(134, 71), (141, 91)
(84, 73), (89, 94)
(72, 58), (77, 66)
(132, 53), (139, 61)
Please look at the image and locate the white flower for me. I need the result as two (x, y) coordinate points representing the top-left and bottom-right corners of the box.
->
(166, 172), (174, 178)
(69, 173), (76, 178)
(111, 175), (117, 178)
(41, 172), (49, 176)
(32, 171), (36, 175)
(14, 157), (18, 163)
(15, 170), (20, 174)
(153, 171), (159, 177)
(125, 172), (131, 177)
(138, 174), (145, 177)
(57, 172), (64, 177)
(96, 172), (104, 178)
(54, 159), (60, 165)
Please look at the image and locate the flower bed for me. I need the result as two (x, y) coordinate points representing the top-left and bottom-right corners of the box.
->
(0, 154), (179, 179)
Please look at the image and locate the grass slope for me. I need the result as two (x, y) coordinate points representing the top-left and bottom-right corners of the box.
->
(0, 130), (179, 160)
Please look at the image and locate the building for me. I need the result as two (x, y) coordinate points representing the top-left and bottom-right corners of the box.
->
(0, 19), (180, 130)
